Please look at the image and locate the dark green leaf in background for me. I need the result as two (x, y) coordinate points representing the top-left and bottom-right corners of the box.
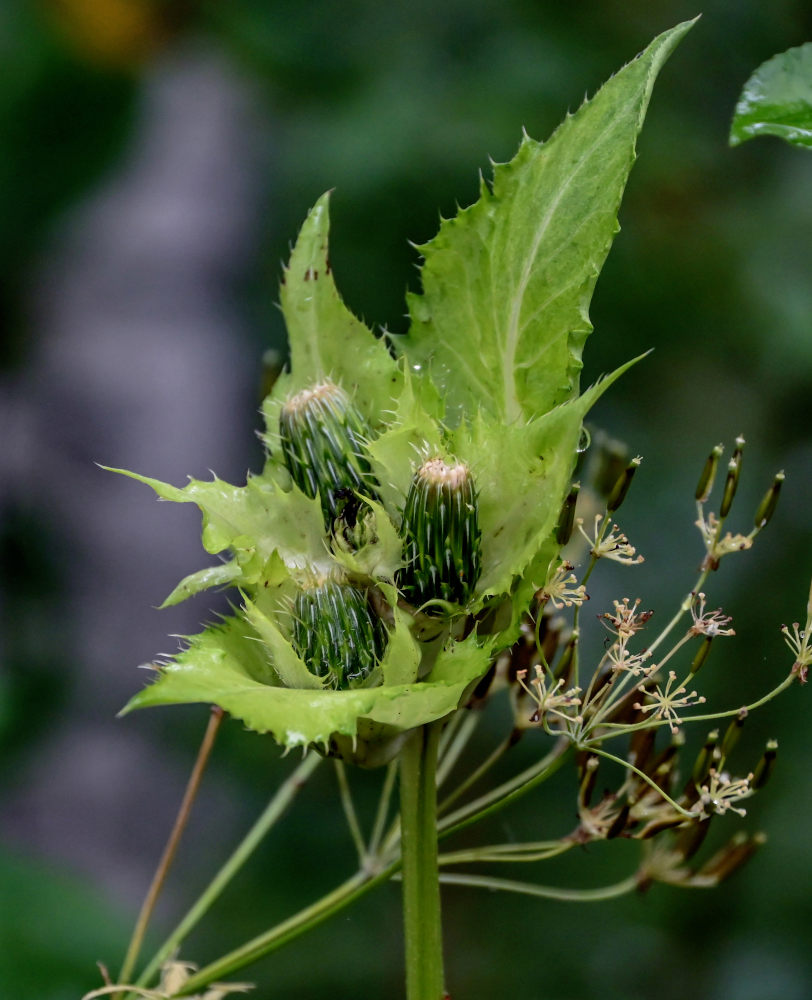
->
(730, 42), (812, 149)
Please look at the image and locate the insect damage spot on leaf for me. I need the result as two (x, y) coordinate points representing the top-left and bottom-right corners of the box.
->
(304, 268), (319, 281)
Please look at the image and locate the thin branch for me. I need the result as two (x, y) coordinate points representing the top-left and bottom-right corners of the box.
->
(133, 752), (321, 991)
(117, 707), (224, 991)
(439, 871), (639, 902)
(334, 760), (368, 867)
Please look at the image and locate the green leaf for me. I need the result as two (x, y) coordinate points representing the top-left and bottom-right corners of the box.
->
(121, 614), (492, 754)
(107, 466), (333, 597)
(730, 43), (812, 150)
(242, 597), (324, 690)
(160, 559), (243, 608)
(262, 191), (403, 447)
(453, 356), (640, 608)
(401, 20), (694, 425)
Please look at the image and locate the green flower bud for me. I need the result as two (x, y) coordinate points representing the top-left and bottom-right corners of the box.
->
(398, 457), (481, 608)
(279, 381), (380, 524)
(292, 579), (388, 688)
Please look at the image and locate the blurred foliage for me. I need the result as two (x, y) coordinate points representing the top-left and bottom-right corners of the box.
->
(1, 1), (811, 998)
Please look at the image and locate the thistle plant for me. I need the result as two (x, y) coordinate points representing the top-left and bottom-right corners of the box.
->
(94, 19), (809, 1000)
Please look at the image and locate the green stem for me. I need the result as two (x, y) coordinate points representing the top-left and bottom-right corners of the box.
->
(334, 760), (368, 866)
(438, 871), (639, 902)
(438, 738), (571, 839)
(399, 722), (446, 1000)
(173, 864), (398, 997)
(134, 752), (321, 991)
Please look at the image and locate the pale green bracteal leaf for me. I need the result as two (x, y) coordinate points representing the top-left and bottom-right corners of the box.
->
(122, 614), (492, 752)
(242, 597), (324, 690)
(262, 192), (403, 449)
(160, 560), (243, 608)
(730, 43), (812, 149)
(107, 466), (333, 596)
(401, 21), (694, 425)
(329, 496), (404, 581)
(451, 357), (642, 606)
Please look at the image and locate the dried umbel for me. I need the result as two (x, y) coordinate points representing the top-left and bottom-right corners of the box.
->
(279, 381), (380, 525)
(398, 457), (481, 609)
(292, 579), (388, 688)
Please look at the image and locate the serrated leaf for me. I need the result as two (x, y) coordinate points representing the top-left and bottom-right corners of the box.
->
(329, 496), (405, 581)
(366, 370), (446, 513)
(262, 192), (403, 447)
(401, 20), (694, 425)
(242, 597), (324, 690)
(730, 43), (812, 149)
(453, 356), (642, 608)
(122, 614), (491, 753)
(108, 466), (333, 597)
(161, 560), (243, 608)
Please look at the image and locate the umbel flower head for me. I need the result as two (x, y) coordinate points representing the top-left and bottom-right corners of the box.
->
(113, 22), (692, 763)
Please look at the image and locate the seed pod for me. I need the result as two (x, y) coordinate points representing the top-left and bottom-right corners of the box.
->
(751, 739), (778, 790)
(606, 456), (641, 513)
(292, 580), (387, 688)
(279, 381), (380, 525)
(555, 482), (580, 545)
(719, 436), (745, 518)
(398, 457), (481, 608)
(695, 444), (724, 503)
(754, 471), (784, 529)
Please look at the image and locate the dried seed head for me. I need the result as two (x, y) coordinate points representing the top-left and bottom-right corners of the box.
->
(292, 579), (387, 688)
(398, 457), (481, 608)
(279, 381), (380, 524)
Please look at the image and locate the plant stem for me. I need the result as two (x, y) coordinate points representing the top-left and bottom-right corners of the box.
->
(173, 864), (398, 996)
(399, 722), (446, 1000)
(133, 752), (321, 991)
(438, 871), (639, 902)
(368, 760), (398, 857)
(117, 707), (224, 992)
(334, 760), (368, 867)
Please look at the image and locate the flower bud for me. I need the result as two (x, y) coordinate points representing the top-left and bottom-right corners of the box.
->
(555, 483), (580, 546)
(695, 444), (724, 503)
(279, 381), (380, 524)
(606, 456), (641, 513)
(754, 471), (784, 529)
(398, 457), (481, 608)
(292, 579), (387, 688)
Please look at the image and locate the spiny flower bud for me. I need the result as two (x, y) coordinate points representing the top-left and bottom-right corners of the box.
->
(555, 483), (580, 546)
(695, 444), (724, 503)
(398, 457), (481, 608)
(606, 456), (641, 513)
(279, 381), (380, 524)
(292, 579), (387, 688)
(719, 435), (745, 518)
(754, 471), (784, 529)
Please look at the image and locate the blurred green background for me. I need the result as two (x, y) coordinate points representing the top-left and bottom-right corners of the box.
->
(1, 1), (810, 998)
